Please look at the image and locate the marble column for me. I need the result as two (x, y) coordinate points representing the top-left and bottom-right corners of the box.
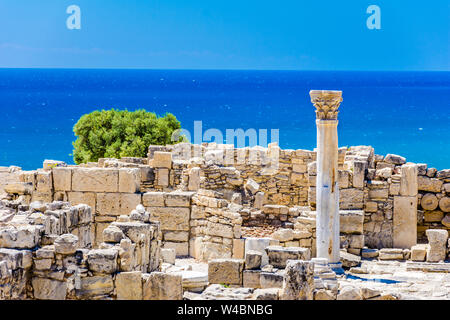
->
(309, 90), (343, 269)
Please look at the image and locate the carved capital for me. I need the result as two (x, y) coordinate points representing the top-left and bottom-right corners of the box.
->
(309, 90), (343, 120)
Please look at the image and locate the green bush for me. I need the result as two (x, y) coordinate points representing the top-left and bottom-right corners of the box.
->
(72, 109), (182, 164)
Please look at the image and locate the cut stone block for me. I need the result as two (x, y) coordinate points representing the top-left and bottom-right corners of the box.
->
(119, 168), (141, 193)
(340, 210), (364, 234)
(116, 271), (143, 300)
(152, 152), (172, 168)
(142, 192), (165, 207)
(143, 272), (182, 300)
(208, 259), (244, 285)
(265, 246), (311, 268)
(52, 167), (72, 191)
(243, 270), (261, 288)
(72, 168), (119, 192)
(393, 196), (417, 249)
(245, 250), (262, 270)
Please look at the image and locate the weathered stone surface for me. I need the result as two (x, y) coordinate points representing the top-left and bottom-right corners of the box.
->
(72, 168), (119, 192)
(152, 152), (172, 168)
(379, 248), (404, 260)
(232, 238), (245, 260)
(340, 251), (361, 268)
(77, 275), (114, 298)
(87, 249), (118, 274)
(399, 164), (418, 196)
(142, 192), (165, 207)
(102, 225), (125, 243)
(442, 214), (450, 228)
(52, 167), (72, 191)
(245, 178), (259, 195)
(119, 193), (142, 215)
(280, 260), (314, 300)
(161, 248), (176, 264)
(119, 168), (141, 193)
(68, 192), (96, 212)
(32, 278), (66, 300)
(426, 229), (448, 262)
(260, 272), (284, 289)
(116, 271), (143, 300)
(243, 270), (261, 288)
(164, 191), (193, 207)
(271, 228), (294, 242)
(421, 193), (439, 211)
(384, 154), (406, 165)
(162, 241), (189, 257)
(245, 250), (262, 270)
(340, 189), (364, 210)
(411, 244), (428, 262)
(143, 272), (183, 300)
(252, 288), (279, 300)
(54, 234), (78, 255)
(337, 286), (363, 300)
(436, 169), (450, 179)
(393, 196), (417, 249)
(188, 167), (200, 191)
(352, 161), (366, 188)
(0, 225), (41, 249)
(361, 248), (379, 259)
(340, 210), (364, 234)
(208, 259), (244, 285)
(266, 246), (311, 268)
(148, 207), (190, 231)
(418, 176), (443, 193)
(314, 289), (336, 300)
(4, 182), (33, 195)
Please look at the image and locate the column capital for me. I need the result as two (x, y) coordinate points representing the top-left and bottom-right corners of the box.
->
(309, 90), (343, 120)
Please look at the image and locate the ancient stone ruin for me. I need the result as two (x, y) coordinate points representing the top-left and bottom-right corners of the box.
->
(0, 90), (449, 300)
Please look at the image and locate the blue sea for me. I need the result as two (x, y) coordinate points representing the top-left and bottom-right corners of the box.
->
(0, 69), (449, 170)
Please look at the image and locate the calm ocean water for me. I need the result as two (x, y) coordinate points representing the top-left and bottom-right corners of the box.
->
(0, 69), (449, 170)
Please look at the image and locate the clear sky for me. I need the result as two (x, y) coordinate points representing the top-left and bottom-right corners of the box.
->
(0, 0), (448, 70)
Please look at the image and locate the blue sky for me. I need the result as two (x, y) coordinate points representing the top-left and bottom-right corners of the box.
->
(0, 0), (448, 70)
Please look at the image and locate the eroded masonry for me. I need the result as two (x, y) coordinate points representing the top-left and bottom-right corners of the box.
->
(0, 90), (449, 300)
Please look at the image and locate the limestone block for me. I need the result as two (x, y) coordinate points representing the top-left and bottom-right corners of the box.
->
(232, 238), (245, 259)
(265, 246), (311, 268)
(162, 241), (189, 257)
(163, 231), (189, 242)
(426, 229), (448, 262)
(361, 248), (379, 259)
(260, 272), (284, 289)
(102, 225), (125, 243)
(155, 168), (169, 187)
(254, 192), (265, 209)
(245, 178), (260, 195)
(53, 234), (78, 255)
(271, 229), (294, 242)
(421, 193), (439, 211)
(31, 278), (66, 300)
(161, 248), (176, 264)
(411, 244), (428, 261)
(96, 193), (120, 215)
(393, 196), (417, 249)
(0, 248), (25, 270)
(442, 214), (450, 228)
(364, 201), (378, 213)
(143, 272), (183, 300)
(0, 225), (42, 249)
(352, 161), (366, 188)
(119, 168), (141, 193)
(120, 193), (142, 215)
(116, 271), (143, 300)
(188, 167), (200, 191)
(418, 176), (443, 193)
(243, 270), (261, 288)
(349, 234), (365, 249)
(165, 191), (193, 207)
(142, 192), (165, 207)
(340, 189), (364, 210)
(4, 182), (33, 195)
(338, 170), (350, 188)
(35, 170), (53, 192)
(72, 168), (119, 192)
(208, 259), (244, 285)
(314, 289), (337, 300)
(280, 260), (314, 300)
(52, 167), (72, 191)
(378, 248), (404, 260)
(399, 164), (418, 196)
(245, 250), (262, 270)
(340, 210), (364, 234)
(384, 154), (406, 165)
(87, 249), (118, 274)
(148, 207), (190, 231)
(152, 152), (172, 168)
(77, 275), (114, 298)
(439, 197), (450, 213)
(68, 192), (96, 212)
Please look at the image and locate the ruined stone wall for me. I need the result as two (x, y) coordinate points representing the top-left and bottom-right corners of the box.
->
(0, 199), (164, 300)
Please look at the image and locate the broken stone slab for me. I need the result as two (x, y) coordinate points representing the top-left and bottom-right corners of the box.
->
(54, 234), (78, 255)
(244, 178), (259, 195)
(87, 248), (118, 274)
(102, 225), (125, 243)
(172, 270), (208, 293)
(161, 248), (176, 265)
(426, 229), (448, 262)
(337, 286), (363, 300)
(0, 225), (42, 249)
(252, 288), (279, 300)
(384, 154), (406, 165)
(245, 237), (272, 267)
(340, 251), (361, 268)
(280, 260), (314, 300)
(265, 246), (311, 269)
(260, 272), (284, 289)
(271, 228), (294, 242)
(410, 244), (428, 262)
(405, 261), (450, 273)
